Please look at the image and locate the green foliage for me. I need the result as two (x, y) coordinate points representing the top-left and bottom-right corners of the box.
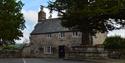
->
(0, 0), (25, 45)
(47, 0), (125, 45)
(103, 36), (125, 49)
(48, 0), (125, 34)
(2, 45), (17, 50)
(0, 44), (24, 50)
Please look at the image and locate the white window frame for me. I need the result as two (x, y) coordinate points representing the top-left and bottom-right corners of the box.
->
(58, 32), (65, 38)
(47, 33), (52, 38)
(44, 46), (52, 54)
(72, 32), (78, 37)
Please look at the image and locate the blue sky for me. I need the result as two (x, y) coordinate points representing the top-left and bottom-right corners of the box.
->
(22, 0), (49, 11)
(16, 0), (125, 43)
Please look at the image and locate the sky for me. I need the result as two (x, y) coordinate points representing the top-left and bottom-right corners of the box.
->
(16, 0), (58, 43)
(16, 0), (125, 43)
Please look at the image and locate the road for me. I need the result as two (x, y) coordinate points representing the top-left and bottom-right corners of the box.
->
(0, 58), (94, 63)
(0, 58), (96, 63)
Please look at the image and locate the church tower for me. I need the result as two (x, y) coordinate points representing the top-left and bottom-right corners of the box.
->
(38, 5), (46, 22)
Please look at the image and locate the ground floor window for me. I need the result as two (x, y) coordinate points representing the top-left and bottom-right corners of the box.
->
(44, 46), (52, 54)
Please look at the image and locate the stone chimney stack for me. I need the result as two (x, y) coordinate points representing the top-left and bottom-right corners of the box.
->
(38, 5), (46, 22)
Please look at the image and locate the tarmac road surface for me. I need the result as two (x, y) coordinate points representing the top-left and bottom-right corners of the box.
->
(0, 58), (95, 63)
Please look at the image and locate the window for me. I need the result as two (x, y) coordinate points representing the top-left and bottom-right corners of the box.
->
(73, 32), (78, 37)
(44, 46), (52, 54)
(48, 34), (52, 38)
(61, 32), (65, 37)
(59, 32), (65, 38)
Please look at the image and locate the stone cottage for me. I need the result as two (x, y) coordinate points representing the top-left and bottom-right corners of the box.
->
(23, 6), (107, 58)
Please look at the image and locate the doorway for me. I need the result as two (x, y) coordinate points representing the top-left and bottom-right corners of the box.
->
(58, 45), (65, 58)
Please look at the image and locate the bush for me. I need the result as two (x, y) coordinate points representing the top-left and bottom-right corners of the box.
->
(103, 36), (125, 49)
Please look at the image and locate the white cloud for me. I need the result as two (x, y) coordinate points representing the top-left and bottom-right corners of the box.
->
(16, 9), (38, 43)
(43, 8), (50, 19)
(42, 8), (58, 19)
(23, 29), (30, 39)
(15, 29), (30, 44)
(51, 11), (58, 18)
(22, 9), (38, 23)
(108, 29), (125, 38)
(21, 9), (38, 33)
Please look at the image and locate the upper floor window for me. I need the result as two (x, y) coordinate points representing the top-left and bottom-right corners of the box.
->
(59, 32), (65, 38)
(72, 32), (78, 37)
(48, 34), (52, 38)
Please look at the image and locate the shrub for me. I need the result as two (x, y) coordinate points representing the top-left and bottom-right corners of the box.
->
(103, 36), (125, 49)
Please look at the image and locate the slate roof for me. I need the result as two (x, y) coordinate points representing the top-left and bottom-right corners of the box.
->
(31, 18), (69, 35)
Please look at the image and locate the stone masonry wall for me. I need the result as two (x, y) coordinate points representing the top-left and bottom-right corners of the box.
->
(29, 32), (82, 57)
(23, 32), (107, 58)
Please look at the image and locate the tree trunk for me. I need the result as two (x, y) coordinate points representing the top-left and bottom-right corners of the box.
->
(81, 32), (92, 46)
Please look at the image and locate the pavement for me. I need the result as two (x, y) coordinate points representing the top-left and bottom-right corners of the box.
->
(0, 58), (124, 63)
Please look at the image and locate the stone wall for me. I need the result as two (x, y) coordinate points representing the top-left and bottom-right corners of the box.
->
(92, 32), (107, 46)
(0, 50), (22, 58)
(23, 31), (107, 58)
(66, 47), (108, 59)
(30, 32), (82, 47)
(28, 31), (82, 57)
(22, 47), (31, 57)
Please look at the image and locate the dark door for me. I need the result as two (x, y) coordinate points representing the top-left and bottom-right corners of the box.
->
(58, 45), (65, 58)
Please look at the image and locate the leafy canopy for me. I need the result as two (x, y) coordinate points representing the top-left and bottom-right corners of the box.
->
(48, 0), (125, 35)
(0, 0), (25, 45)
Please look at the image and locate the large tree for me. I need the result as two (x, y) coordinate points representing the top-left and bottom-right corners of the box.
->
(0, 0), (25, 45)
(48, 0), (125, 45)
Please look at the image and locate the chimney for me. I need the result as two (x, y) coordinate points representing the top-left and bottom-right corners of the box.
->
(38, 5), (46, 22)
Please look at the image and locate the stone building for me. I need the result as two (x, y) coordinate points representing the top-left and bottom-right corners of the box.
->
(23, 6), (107, 58)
